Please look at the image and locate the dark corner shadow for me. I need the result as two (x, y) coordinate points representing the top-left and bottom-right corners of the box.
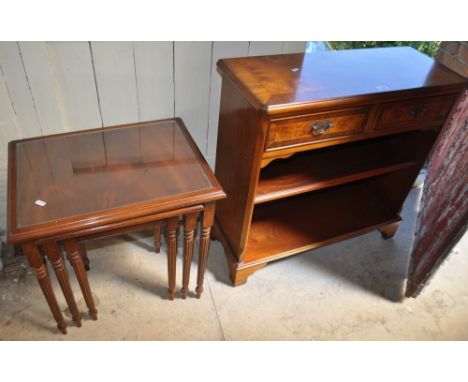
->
(204, 239), (233, 286)
(205, 234), (410, 302)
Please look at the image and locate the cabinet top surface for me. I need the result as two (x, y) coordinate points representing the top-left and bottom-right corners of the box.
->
(218, 47), (467, 111)
(8, 118), (224, 242)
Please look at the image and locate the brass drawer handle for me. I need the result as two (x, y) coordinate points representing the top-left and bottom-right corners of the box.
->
(409, 105), (427, 118)
(310, 120), (334, 136)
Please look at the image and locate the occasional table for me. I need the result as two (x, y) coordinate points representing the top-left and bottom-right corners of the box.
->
(7, 118), (225, 334)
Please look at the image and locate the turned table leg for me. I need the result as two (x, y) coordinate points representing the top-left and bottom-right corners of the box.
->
(153, 223), (161, 253)
(44, 241), (82, 327)
(63, 240), (98, 320)
(196, 203), (215, 298)
(166, 216), (179, 300)
(181, 213), (197, 299)
(78, 243), (90, 271)
(22, 243), (67, 334)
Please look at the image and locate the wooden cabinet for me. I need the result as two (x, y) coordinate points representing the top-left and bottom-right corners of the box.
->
(213, 47), (467, 286)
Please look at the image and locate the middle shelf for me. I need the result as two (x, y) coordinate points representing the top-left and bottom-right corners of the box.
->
(255, 130), (435, 204)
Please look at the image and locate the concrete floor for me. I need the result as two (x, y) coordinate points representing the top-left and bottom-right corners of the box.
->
(1, 186), (467, 340)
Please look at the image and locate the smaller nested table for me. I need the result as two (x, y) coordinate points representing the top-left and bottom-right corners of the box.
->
(7, 118), (225, 334)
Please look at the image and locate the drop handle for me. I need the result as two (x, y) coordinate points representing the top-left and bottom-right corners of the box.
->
(409, 105), (427, 118)
(310, 120), (334, 135)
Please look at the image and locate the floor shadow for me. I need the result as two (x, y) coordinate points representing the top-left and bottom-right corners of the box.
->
(84, 235), (172, 301)
(99, 258), (171, 301)
(20, 312), (67, 335)
(205, 188), (421, 302)
(299, 234), (409, 302)
(291, 188), (421, 302)
(204, 239), (234, 286)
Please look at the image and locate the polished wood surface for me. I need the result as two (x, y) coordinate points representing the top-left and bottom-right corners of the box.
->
(22, 243), (67, 334)
(182, 213), (197, 299)
(153, 223), (162, 254)
(44, 241), (82, 327)
(218, 47), (467, 113)
(63, 239), (97, 320)
(8, 118), (225, 244)
(7, 117), (226, 333)
(375, 94), (456, 131)
(266, 107), (370, 149)
(256, 130), (436, 204)
(213, 76), (267, 256)
(214, 48), (468, 285)
(246, 181), (398, 263)
(196, 202), (215, 298)
(166, 216), (179, 300)
(78, 243), (90, 271)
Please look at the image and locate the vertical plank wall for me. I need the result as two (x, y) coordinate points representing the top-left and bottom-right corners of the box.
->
(0, 41), (306, 237)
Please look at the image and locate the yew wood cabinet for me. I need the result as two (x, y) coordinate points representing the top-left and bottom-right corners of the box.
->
(213, 47), (468, 286)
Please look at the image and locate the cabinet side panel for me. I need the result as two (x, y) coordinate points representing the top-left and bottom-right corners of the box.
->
(214, 76), (265, 259)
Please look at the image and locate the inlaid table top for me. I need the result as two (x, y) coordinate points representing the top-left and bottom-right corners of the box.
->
(7, 118), (225, 243)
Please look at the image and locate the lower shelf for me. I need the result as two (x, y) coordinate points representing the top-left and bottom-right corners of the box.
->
(244, 180), (399, 264)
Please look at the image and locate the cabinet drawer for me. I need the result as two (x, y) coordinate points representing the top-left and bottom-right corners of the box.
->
(265, 107), (371, 151)
(375, 95), (457, 132)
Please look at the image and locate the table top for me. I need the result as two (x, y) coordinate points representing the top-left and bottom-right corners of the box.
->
(218, 47), (468, 112)
(7, 118), (225, 243)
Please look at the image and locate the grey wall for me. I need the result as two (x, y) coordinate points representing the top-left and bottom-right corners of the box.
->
(0, 41), (306, 237)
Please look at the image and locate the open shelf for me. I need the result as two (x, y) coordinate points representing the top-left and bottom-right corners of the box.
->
(255, 130), (435, 204)
(244, 180), (399, 264)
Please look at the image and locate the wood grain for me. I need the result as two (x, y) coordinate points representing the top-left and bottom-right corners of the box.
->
(246, 181), (399, 264)
(166, 216), (179, 300)
(181, 213), (197, 298)
(8, 119), (224, 244)
(22, 242), (67, 334)
(256, 130), (436, 204)
(214, 48), (467, 284)
(218, 47), (467, 114)
(44, 241), (82, 327)
(63, 239), (97, 320)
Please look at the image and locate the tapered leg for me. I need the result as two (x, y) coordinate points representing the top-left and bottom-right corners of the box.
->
(63, 240), (98, 320)
(153, 223), (161, 253)
(196, 203), (215, 298)
(44, 241), (82, 327)
(78, 243), (90, 271)
(22, 243), (67, 334)
(181, 214), (197, 299)
(166, 216), (179, 300)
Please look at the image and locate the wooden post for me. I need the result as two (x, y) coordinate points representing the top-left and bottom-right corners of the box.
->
(181, 213), (197, 298)
(22, 243), (68, 334)
(63, 239), (98, 320)
(166, 216), (179, 300)
(196, 203), (215, 298)
(44, 241), (82, 327)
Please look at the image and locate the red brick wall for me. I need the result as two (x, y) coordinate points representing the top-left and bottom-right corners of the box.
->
(436, 41), (468, 78)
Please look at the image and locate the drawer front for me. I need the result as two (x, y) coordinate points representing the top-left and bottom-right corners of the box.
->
(375, 95), (457, 131)
(266, 107), (371, 150)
